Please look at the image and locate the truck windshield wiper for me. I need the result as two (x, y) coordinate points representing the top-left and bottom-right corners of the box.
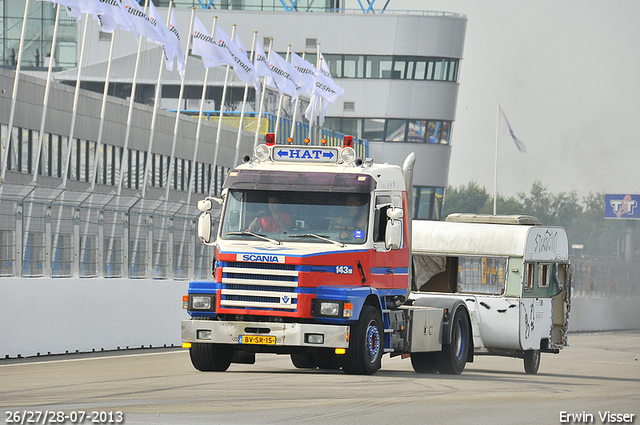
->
(226, 230), (281, 245)
(288, 233), (345, 248)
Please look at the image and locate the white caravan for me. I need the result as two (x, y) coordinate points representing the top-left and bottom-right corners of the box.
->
(409, 213), (570, 374)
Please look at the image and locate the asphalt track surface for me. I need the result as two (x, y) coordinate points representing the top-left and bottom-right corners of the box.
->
(1, 331), (639, 425)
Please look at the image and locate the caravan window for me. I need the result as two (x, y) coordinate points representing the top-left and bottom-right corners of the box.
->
(457, 257), (507, 295)
(525, 263), (535, 291)
(538, 264), (549, 288)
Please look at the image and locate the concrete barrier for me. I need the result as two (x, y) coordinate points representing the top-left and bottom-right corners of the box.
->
(568, 297), (640, 332)
(1, 278), (639, 358)
(1, 278), (189, 358)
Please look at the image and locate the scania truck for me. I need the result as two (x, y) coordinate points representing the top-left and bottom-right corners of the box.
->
(181, 135), (570, 375)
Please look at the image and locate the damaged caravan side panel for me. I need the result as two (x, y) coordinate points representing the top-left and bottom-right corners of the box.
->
(409, 214), (570, 374)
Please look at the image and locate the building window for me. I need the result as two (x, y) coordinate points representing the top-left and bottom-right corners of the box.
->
(311, 54), (460, 82)
(324, 118), (453, 144)
(413, 186), (445, 220)
(343, 55), (363, 78)
(386, 119), (407, 142)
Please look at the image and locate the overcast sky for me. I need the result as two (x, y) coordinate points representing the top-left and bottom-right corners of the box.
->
(387, 0), (640, 199)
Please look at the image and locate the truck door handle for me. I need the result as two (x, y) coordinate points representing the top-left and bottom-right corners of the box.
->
(479, 301), (491, 310)
(357, 260), (367, 284)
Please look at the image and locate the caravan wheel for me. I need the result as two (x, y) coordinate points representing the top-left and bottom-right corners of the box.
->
(524, 349), (541, 374)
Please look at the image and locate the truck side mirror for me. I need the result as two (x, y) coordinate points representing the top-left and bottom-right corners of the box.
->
(387, 207), (404, 220)
(385, 218), (403, 250)
(197, 212), (212, 244)
(197, 199), (212, 212)
(197, 196), (223, 212)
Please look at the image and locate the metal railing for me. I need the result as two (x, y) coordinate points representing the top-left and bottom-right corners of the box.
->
(570, 257), (640, 299)
(0, 183), (216, 280)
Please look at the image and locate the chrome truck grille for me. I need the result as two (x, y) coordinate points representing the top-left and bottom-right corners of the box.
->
(220, 261), (299, 311)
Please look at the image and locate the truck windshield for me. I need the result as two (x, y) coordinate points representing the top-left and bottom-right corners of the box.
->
(220, 190), (370, 244)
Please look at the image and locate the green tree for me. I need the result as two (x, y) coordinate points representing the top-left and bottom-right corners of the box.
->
(442, 182), (490, 217)
(442, 180), (639, 259)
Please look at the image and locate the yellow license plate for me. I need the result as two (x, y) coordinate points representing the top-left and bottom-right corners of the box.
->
(239, 335), (276, 345)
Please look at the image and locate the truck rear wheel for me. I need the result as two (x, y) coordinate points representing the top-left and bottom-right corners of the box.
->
(524, 349), (541, 374)
(436, 307), (470, 375)
(189, 343), (234, 372)
(343, 305), (382, 375)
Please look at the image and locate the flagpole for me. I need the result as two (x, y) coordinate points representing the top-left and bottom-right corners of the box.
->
(210, 25), (237, 196)
(254, 38), (272, 148)
(139, 1), (175, 197)
(165, 8), (195, 201)
(1, 0), (31, 180)
(90, 28), (117, 190)
(120, 0), (150, 195)
(308, 43), (322, 145)
(62, 13), (89, 188)
(32, 3), (61, 184)
(493, 100), (500, 215)
(233, 31), (257, 167)
(273, 45), (291, 143)
(186, 16), (218, 204)
(289, 51), (306, 142)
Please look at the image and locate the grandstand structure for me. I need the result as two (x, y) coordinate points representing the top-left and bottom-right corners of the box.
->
(1, 1), (467, 283)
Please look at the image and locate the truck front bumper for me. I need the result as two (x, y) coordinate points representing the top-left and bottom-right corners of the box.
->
(181, 319), (350, 348)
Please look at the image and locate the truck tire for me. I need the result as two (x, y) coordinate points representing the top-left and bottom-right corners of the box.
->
(524, 349), (541, 374)
(410, 351), (438, 374)
(436, 307), (470, 375)
(343, 305), (383, 375)
(189, 343), (234, 372)
(290, 353), (316, 369)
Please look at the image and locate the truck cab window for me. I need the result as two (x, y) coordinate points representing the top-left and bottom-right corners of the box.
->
(373, 195), (391, 243)
(220, 190), (370, 244)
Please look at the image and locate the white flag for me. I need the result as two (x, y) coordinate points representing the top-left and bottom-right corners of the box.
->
(313, 71), (343, 103)
(192, 17), (225, 69)
(266, 51), (303, 98)
(122, 0), (171, 46)
(225, 31), (259, 90)
(499, 106), (527, 153)
(253, 39), (274, 79)
(165, 8), (185, 79)
(88, 0), (131, 34)
(290, 52), (316, 96)
(318, 50), (333, 80)
(147, 1), (183, 78)
(38, 0), (82, 21)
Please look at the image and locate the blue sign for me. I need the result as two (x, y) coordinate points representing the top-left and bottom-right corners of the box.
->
(272, 145), (339, 163)
(605, 194), (640, 219)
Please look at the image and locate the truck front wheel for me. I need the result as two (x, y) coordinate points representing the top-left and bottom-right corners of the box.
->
(189, 343), (234, 372)
(343, 305), (383, 375)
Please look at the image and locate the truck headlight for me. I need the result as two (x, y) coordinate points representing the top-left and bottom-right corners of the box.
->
(340, 147), (356, 164)
(189, 294), (216, 311)
(315, 300), (352, 318)
(320, 302), (340, 316)
(255, 144), (270, 161)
